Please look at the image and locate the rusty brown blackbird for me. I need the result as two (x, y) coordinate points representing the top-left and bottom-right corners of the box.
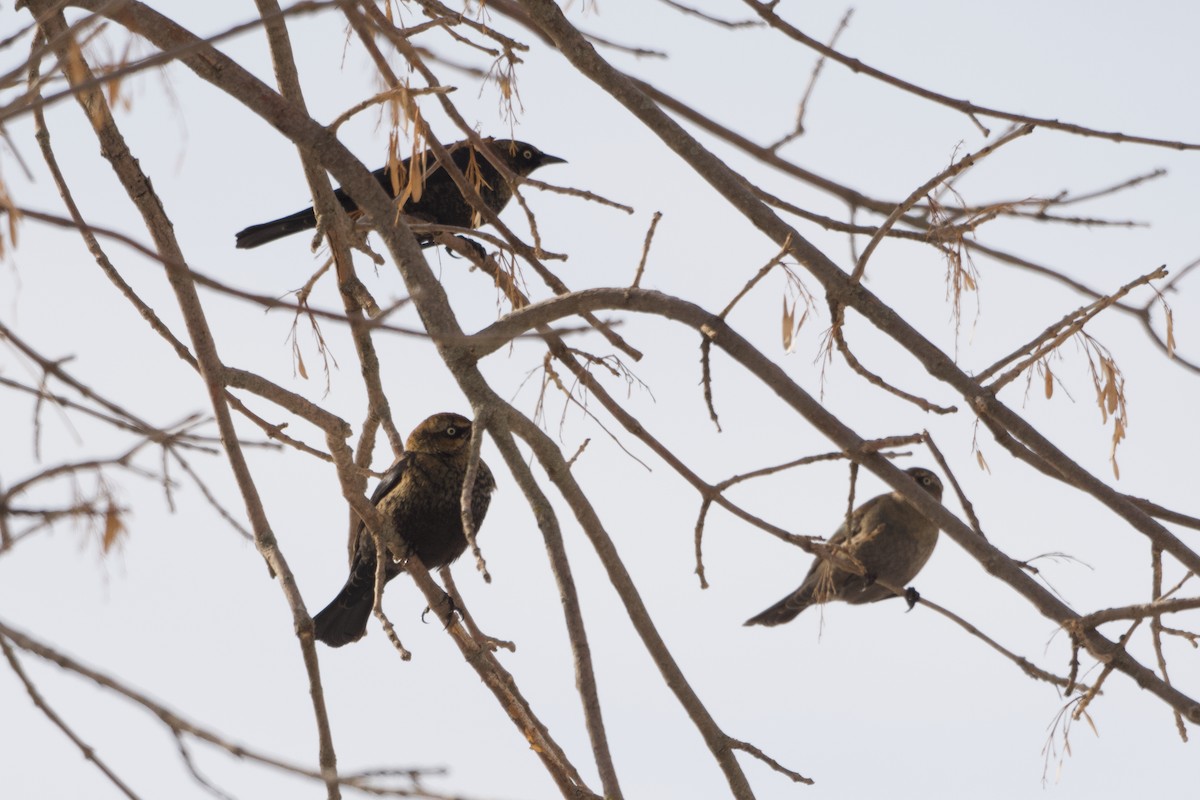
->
(744, 467), (943, 627)
(313, 412), (495, 647)
(235, 138), (564, 249)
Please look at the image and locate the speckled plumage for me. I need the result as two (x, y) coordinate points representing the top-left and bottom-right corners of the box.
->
(745, 467), (943, 627)
(313, 413), (495, 647)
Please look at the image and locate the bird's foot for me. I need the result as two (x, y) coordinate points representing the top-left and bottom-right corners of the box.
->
(428, 233), (487, 261)
(444, 235), (487, 262)
(904, 586), (921, 611)
(421, 591), (460, 629)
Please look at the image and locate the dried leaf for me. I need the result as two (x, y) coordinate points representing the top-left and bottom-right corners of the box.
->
(1110, 416), (1126, 480)
(0, 179), (19, 254)
(296, 348), (308, 380)
(782, 296), (796, 352)
(102, 502), (125, 553)
(1102, 360), (1119, 415)
(388, 89), (401, 129)
(387, 130), (403, 198)
(105, 75), (123, 108)
(406, 116), (426, 204)
(1093, 364), (1109, 423)
(976, 449), (990, 472)
(65, 38), (88, 87)
(1164, 305), (1176, 358)
(1043, 362), (1054, 399)
(465, 147), (486, 228)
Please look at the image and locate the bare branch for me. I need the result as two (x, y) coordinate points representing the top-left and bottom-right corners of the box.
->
(742, 0), (1200, 151)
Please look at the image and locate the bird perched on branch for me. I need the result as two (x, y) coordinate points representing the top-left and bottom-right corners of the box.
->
(744, 467), (943, 627)
(313, 412), (495, 647)
(235, 138), (565, 249)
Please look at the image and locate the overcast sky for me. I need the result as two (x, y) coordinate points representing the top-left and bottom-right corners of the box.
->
(2, 2), (1198, 798)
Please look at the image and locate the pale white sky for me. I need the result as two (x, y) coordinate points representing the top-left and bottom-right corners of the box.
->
(1, 2), (1197, 798)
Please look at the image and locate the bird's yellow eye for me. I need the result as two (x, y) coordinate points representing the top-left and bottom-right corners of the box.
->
(445, 426), (459, 437)
(523, 149), (533, 159)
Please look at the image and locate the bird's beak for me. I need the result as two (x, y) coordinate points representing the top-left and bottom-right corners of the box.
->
(540, 153), (567, 165)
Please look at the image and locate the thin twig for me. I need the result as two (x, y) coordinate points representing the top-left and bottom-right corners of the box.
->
(743, 0), (1200, 150)
(769, 8), (852, 150)
(630, 210), (662, 288)
(0, 635), (144, 800)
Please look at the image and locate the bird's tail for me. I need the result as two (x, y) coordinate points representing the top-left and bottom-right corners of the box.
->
(235, 207), (318, 249)
(312, 580), (374, 647)
(744, 586), (814, 627)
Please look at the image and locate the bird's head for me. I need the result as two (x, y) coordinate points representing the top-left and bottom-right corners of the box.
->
(406, 412), (474, 457)
(904, 467), (944, 501)
(490, 139), (567, 177)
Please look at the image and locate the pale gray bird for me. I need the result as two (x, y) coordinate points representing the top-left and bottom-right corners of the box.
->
(745, 467), (943, 627)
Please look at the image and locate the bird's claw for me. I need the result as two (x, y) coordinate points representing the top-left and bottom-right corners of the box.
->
(421, 591), (460, 629)
(904, 586), (921, 611)
(443, 235), (487, 262)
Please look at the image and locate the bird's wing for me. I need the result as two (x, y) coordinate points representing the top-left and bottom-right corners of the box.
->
(371, 141), (470, 195)
(789, 495), (888, 589)
(344, 454), (409, 569)
(825, 493), (889, 548)
(368, 454), (409, 507)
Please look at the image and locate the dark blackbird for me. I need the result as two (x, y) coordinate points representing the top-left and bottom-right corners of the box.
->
(235, 138), (564, 249)
(313, 412), (495, 647)
(745, 467), (943, 627)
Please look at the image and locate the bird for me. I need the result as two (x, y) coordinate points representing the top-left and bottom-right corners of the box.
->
(312, 412), (496, 647)
(235, 138), (565, 249)
(744, 467), (943, 627)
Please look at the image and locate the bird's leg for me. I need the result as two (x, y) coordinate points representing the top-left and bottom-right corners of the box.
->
(904, 586), (921, 611)
(436, 566), (516, 652)
(862, 571), (878, 587)
(427, 229), (490, 262)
